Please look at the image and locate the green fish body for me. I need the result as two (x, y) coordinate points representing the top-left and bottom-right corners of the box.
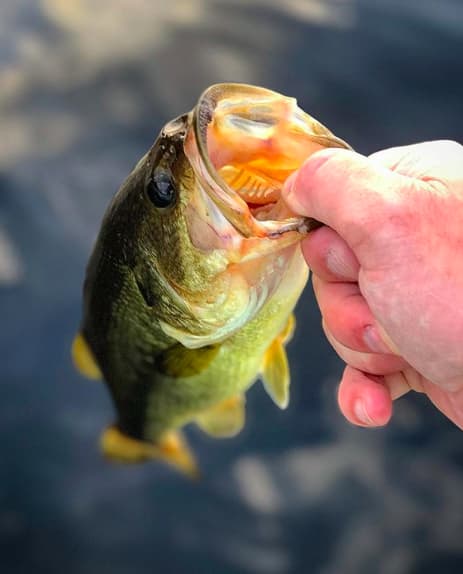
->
(73, 84), (350, 474)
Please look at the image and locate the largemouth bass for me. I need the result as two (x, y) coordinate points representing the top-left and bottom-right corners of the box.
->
(72, 83), (349, 476)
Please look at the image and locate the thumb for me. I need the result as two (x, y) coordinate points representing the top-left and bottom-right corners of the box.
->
(283, 148), (414, 252)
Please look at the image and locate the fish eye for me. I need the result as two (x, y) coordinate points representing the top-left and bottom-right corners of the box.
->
(146, 170), (177, 208)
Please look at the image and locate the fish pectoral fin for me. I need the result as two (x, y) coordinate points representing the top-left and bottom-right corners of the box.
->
(100, 426), (199, 479)
(261, 315), (295, 409)
(71, 333), (102, 380)
(157, 343), (220, 378)
(196, 395), (246, 438)
(261, 339), (290, 410)
(280, 313), (296, 345)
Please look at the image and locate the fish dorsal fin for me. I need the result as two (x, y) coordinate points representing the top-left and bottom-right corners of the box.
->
(100, 426), (199, 479)
(261, 314), (295, 409)
(196, 395), (246, 438)
(71, 333), (102, 380)
(157, 343), (220, 378)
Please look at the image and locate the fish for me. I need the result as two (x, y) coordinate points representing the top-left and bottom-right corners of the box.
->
(72, 83), (350, 476)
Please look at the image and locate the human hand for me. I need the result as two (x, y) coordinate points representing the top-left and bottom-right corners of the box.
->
(283, 141), (463, 429)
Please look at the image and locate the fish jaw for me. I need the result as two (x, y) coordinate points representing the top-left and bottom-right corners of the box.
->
(185, 82), (351, 239)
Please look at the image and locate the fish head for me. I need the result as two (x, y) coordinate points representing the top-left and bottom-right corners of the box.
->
(128, 84), (350, 348)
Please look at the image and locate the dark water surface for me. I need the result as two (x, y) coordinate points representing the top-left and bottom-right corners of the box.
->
(1, 1), (463, 573)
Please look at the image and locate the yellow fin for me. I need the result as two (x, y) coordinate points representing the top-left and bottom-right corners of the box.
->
(262, 339), (290, 409)
(71, 333), (102, 380)
(100, 426), (199, 479)
(157, 343), (219, 378)
(157, 431), (199, 479)
(261, 314), (295, 409)
(280, 313), (296, 344)
(196, 395), (246, 438)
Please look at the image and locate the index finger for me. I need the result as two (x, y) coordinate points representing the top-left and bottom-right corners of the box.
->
(284, 148), (413, 252)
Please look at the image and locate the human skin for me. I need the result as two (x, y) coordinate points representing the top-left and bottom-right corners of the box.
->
(283, 140), (463, 429)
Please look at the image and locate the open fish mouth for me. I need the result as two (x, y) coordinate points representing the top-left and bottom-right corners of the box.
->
(185, 83), (351, 239)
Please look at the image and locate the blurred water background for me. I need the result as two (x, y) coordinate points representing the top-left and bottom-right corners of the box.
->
(1, 1), (463, 573)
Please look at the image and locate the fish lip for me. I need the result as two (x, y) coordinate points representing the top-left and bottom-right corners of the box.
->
(187, 83), (350, 239)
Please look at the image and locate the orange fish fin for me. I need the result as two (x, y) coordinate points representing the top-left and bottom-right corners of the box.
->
(196, 394), (246, 438)
(100, 426), (199, 479)
(71, 332), (102, 380)
(157, 431), (200, 479)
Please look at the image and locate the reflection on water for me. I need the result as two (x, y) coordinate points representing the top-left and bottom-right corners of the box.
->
(1, 1), (463, 573)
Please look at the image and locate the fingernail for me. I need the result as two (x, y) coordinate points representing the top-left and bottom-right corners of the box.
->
(282, 173), (300, 210)
(326, 247), (355, 279)
(363, 325), (391, 354)
(353, 399), (374, 426)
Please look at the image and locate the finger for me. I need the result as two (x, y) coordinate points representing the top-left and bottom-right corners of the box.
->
(337, 367), (426, 429)
(313, 275), (395, 355)
(384, 370), (463, 431)
(283, 148), (411, 253)
(322, 320), (408, 375)
(301, 226), (359, 282)
(383, 369), (423, 400)
(419, 378), (463, 431)
(370, 141), (463, 183)
(369, 143), (433, 170)
(337, 366), (392, 427)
